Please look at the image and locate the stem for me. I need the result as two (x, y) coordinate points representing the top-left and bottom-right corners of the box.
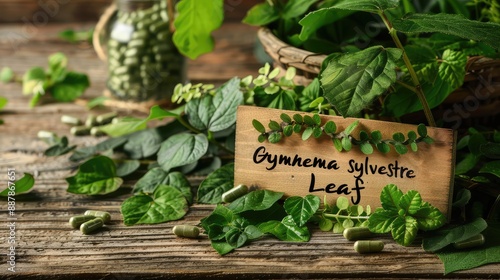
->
(167, 0), (175, 34)
(323, 213), (369, 220)
(395, 80), (418, 94)
(379, 12), (437, 127)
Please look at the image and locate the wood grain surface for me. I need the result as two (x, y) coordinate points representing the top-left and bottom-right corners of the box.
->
(0, 22), (499, 280)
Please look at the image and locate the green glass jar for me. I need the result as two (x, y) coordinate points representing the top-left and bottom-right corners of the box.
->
(106, 0), (185, 102)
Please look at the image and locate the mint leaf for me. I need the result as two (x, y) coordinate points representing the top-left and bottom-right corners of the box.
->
(121, 185), (188, 225)
(227, 190), (284, 214)
(173, 0), (223, 59)
(259, 216), (310, 242)
(284, 195), (321, 227)
(51, 72), (89, 102)
(321, 46), (402, 116)
(66, 155), (123, 195)
(197, 163), (234, 204)
(0, 67), (14, 83)
(380, 184), (403, 212)
(393, 13), (500, 50)
(367, 208), (399, 233)
(242, 2), (279, 26)
(157, 133), (209, 172)
(398, 190), (422, 215)
(439, 50), (467, 89)
(391, 215), (419, 246)
(0, 173), (35, 196)
(331, 0), (400, 13)
(422, 218), (488, 252)
(413, 205), (446, 231)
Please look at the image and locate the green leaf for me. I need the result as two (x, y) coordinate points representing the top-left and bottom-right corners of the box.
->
(437, 224), (500, 274)
(422, 218), (487, 253)
(331, 0), (400, 13)
(197, 163), (234, 204)
(173, 0), (224, 59)
(336, 196), (349, 210)
(0, 67), (14, 83)
(393, 132), (405, 143)
(455, 153), (479, 175)
(380, 184), (403, 212)
(398, 190), (422, 215)
(47, 52), (68, 83)
(200, 204), (235, 240)
(367, 208), (399, 233)
(225, 227), (249, 248)
(0, 96), (7, 110)
(115, 160), (140, 177)
(268, 132), (282, 143)
(99, 117), (147, 137)
(299, 8), (354, 40)
(393, 13), (500, 50)
(418, 124), (427, 137)
(44, 136), (76, 157)
(302, 127), (314, 141)
(228, 190), (284, 214)
(186, 78), (242, 132)
(134, 168), (188, 196)
(391, 215), (419, 246)
(322, 46), (402, 117)
(360, 142), (374, 155)
(252, 119), (266, 133)
(283, 125), (293, 137)
(51, 72), (90, 102)
(377, 142), (390, 153)
(259, 216), (310, 242)
(438, 50), (467, 89)
(157, 133), (209, 172)
(413, 205), (445, 231)
(0, 173), (35, 196)
(121, 185), (188, 225)
(66, 156), (123, 195)
(210, 240), (235, 255)
(284, 195), (321, 227)
(245, 225), (264, 240)
(479, 160), (500, 178)
(242, 2), (279, 26)
(282, 0), (317, 19)
(323, 121), (336, 134)
(480, 143), (500, 159)
(268, 120), (281, 131)
(341, 137), (352, 151)
(22, 67), (46, 95)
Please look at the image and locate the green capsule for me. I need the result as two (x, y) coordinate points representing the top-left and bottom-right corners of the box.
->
(90, 127), (105, 137)
(113, 66), (130, 76)
(69, 215), (95, 229)
(128, 39), (145, 49)
(96, 112), (118, 125)
(37, 130), (56, 139)
(453, 234), (485, 249)
(108, 39), (121, 48)
(70, 125), (91, 136)
(173, 225), (200, 238)
(84, 210), (111, 224)
(343, 227), (373, 241)
(131, 30), (148, 40)
(124, 57), (140, 66)
(80, 218), (104, 235)
(85, 114), (97, 127)
(354, 240), (384, 254)
(157, 32), (170, 41)
(61, 115), (82, 126)
(222, 184), (248, 203)
(150, 21), (169, 33)
(124, 47), (141, 58)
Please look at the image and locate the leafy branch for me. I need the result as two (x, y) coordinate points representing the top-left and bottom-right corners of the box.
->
(252, 113), (434, 155)
(317, 196), (371, 234)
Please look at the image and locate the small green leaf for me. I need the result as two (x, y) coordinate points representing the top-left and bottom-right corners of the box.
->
(99, 117), (147, 138)
(344, 120), (359, 135)
(284, 195), (321, 227)
(210, 240), (235, 255)
(422, 218), (487, 252)
(0, 67), (14, 83)
(252, 119), (266, 133)
(282, 0), (317, 19)
(323, 121), (336, 134)
(395, 143), (408, 155)
(399, 190), (422, 215)
(197, 163), (234, 204)
(133, 168), (192, 203)
(333, 138), (343, 152)
(115, 160), (140, 177)
(258, 134), (266, 143)
(293, 114), (303, 124)
(44, 136), (76, 157)
(367, 208), (399, 233)
(380, 184), (403, 212)
(393, 132), (405, 143)
(360, 142), (374, 155)
(283, 125), (293, 137)
(336, 196), (349, 210)
(313, 127), (323, 138)
(157, 133), (209, 172)
(268, 132), (282, 143)
(479, 160), (500, 179)
(312, 114), (321, 126)
(121, 185), (188, 225)
(228, 190), (283, 214)
(319, 217), (334, 231)
(268, 120), (281, 131)
(377, 142), (390, 153)
(66, 156), (123, 195)
(408, 131), (417, 141)
(391, 215), (419, 246)
(51, 72), (90, 102)
(331, 0), (400, 13)
(413, 205), (446, 231)
(341, 137), (352, 151)
(280, 113), (292, 124)
(410, 142), (418, 152)
(200, 204), (235, 240)
(173, 0), (224, 59)
(293, 124), (302, 133)
(242, 2), (279, 26)
(303, 115), (315, 126)
(258, 216), (310, 242)
(22, 67), (46, 95)
(0, 173), (35, 196)
(302, 127), (314, 141)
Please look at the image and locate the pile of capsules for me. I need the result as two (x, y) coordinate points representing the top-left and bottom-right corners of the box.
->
(58, 112), (118, 137)
(107, 1), (184, 101)
(69, 210), (111, 235)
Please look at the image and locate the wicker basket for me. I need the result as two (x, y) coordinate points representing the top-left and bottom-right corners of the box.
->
(258, 27), (500, 127)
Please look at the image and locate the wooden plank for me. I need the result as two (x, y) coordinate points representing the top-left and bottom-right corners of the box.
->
(234, 106), (455, 217)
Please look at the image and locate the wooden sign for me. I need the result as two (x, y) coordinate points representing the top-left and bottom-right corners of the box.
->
(234, 106), (456, 218)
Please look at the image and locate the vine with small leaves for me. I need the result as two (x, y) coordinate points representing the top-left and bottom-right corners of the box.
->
(252, 113), (435, 155)
(316, 196), (371, 234)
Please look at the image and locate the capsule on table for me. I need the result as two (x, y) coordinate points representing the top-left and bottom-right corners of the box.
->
(96, 112), (118, 125)
(80, 218), (104, 235)
(69, 215), (95, 229)
(222, 184), (248, 203)
(37, 130), (56, 139)
(343, 227), (374, 241)
(61, 115), (82, 126)
(90, 127), (105, 137)
(85, 114), (97, 127)
(84, 210), (111, 224)
(353, 240), (384, 254)
(172, 225), (200, 238)
(70, 126), (91, 136)
(453, 234), (485, 249)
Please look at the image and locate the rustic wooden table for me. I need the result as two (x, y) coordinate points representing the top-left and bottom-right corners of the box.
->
(0, 22), (499, 280)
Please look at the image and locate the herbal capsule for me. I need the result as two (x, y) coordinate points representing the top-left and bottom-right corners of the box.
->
(85, 114), (97, 127)
(96, 112), (118, 125)
(128, 39), (145, 49)
(84, 210), (111, 224)
(37, 130), (56, 139)
(453, 234), (485, 249)
(61, 115), (82, 126)
(343, 227), (373, 241)
(70, 125), (91, 136)
(69, 215), (95, 229)
(222, 184), (248, 203)
(172, 225), (200, 238)
(80, 218), (104, 235)
(90, 127), (105, 137)
(353, 240), (384, 254)
(124, 57), (140, 66)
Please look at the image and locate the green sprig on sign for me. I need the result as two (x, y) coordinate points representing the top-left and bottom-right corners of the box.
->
(252, 113), (434, 155)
